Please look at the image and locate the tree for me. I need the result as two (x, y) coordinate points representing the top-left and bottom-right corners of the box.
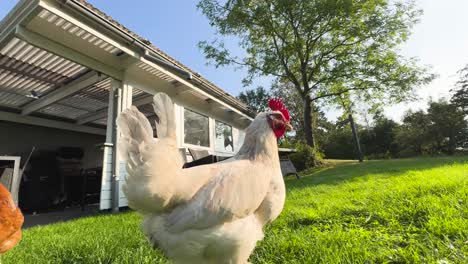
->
(394, 100), (468, 156)
(198, 0), (432, 147)
(335, 94), (363, 162)
(271, 82), (333, 147)
(360, 115), (399, 158)
(394, 110), (432, 156)
(322, 122), (356, 159)
(427, 100), (467, 154)
(237, 86), (271, 112)
(451, 64), (468, 114)
(270, 82), (305, 138)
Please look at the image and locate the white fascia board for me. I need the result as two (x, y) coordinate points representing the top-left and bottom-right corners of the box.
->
(38, 0), (139, 58)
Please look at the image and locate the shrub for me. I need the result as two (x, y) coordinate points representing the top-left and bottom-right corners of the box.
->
(289, 144), (323, 171)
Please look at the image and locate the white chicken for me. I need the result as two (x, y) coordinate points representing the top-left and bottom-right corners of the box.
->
(117, 93), (291, 264)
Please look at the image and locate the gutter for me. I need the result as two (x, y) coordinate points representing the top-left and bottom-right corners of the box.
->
(143, 50), (192, 80)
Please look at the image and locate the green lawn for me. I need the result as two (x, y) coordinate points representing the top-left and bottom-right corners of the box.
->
(4, 157), (468, 263)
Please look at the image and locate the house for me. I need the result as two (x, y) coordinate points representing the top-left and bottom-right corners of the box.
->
(0, 0), (255, 213)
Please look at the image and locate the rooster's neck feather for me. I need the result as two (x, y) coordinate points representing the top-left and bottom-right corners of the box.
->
(235, 113), (279, 163)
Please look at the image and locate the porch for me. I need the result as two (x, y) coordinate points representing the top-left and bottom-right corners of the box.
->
(0, 0), (253, 214)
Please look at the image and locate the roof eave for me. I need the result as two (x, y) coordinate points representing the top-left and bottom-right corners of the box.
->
(60, 0), (255, 119)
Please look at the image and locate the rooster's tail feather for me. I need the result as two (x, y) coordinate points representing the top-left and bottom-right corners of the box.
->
(153, 93), (176, 139)
(116, 106), (152, 167)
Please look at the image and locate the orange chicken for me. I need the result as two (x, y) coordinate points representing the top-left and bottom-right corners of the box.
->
(0, 184), (23, 253)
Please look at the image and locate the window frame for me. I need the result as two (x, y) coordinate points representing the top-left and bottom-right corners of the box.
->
(178, 105), (240, 156)
(180, 107), (212, 151)
(214, 120), (235, 154)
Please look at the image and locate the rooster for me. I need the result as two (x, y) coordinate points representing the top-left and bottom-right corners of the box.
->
(117, 93), (291, 264)
(0, 184), (23, 254)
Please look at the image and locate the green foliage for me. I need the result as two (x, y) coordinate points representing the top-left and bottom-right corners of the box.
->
(394, 110), (432, 156)
(4, 157), (468, 263)
(321, 124), (357, 159)
(394, 100), (468, 156)
(360, 116), (399, 157)
(198, 0), (432, 147)
(271, 83), (332, 144)
(451, 64), (468, 114)
(237, 86), (271, 113)
(321, 98), (468, 159)
(427, 100), (468, 154)
(289, 144), (323, 171)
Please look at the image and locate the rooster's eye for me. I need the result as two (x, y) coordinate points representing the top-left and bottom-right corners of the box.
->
(270, 113), (283, 120)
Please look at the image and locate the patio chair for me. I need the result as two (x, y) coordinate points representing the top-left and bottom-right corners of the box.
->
(278, 148), (299, 179)
(188, 149), (210, 161)
(0, 147), (35, 205)
(183, 149), (215, 169)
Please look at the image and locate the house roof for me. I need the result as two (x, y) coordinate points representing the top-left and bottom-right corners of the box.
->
(0, 0), (255, 135)
(71, 0), (254, 117)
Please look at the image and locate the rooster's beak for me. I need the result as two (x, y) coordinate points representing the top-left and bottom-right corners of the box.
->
(285, 122), (293, 131)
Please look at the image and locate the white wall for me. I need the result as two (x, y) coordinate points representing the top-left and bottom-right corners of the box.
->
(100, 101), (249, 210)
(174, 103), (247, 158)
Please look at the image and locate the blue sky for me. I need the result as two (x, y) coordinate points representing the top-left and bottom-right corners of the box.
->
(385, 0), (468, 122)
(1, 0), (467, 122)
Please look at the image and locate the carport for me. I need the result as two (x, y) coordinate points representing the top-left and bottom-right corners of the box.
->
(0, 0), (253, 214)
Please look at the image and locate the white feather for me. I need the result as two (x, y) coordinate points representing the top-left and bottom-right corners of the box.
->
(152, 93), (176, 138)
(118, 93), (286, 263)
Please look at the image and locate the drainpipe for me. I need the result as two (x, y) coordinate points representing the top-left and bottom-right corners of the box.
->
(110, 84), (121, 213)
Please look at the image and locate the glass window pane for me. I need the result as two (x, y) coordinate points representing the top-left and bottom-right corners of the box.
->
(184, 109), (209, 147)
(215, 121), (233, 152)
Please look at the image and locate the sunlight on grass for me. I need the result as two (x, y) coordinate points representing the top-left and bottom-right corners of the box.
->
(3, 157), (467, 263)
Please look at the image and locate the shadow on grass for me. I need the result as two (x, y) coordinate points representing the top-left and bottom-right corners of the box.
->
(23, 206), (133, 229)
(285, 156), (468, 191)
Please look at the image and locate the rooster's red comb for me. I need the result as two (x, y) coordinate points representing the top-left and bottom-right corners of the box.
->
(268, 98), (290, 121)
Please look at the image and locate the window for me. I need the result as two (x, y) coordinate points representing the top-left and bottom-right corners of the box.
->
(184, 108), (209, 147)
(215, 121), (233, 152)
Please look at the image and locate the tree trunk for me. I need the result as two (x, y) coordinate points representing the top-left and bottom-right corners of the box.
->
(348, 113), (363, 162)
(303, 96), (315, 148)
(448, 135), (455, 155)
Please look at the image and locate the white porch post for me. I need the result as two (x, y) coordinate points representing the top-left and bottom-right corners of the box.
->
(116, 80), (133, 209)
(111, 79), (134, 211)
(110, 79), (122, 212)
(100, 84), (115, 210)
(99, 78), (132, 211)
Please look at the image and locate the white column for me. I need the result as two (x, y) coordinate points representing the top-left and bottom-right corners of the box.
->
(110, 79), (122, 212)
(116, 80), (133, 208)
(99, 83), (116, 210)
(99, 78), (133, 211)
